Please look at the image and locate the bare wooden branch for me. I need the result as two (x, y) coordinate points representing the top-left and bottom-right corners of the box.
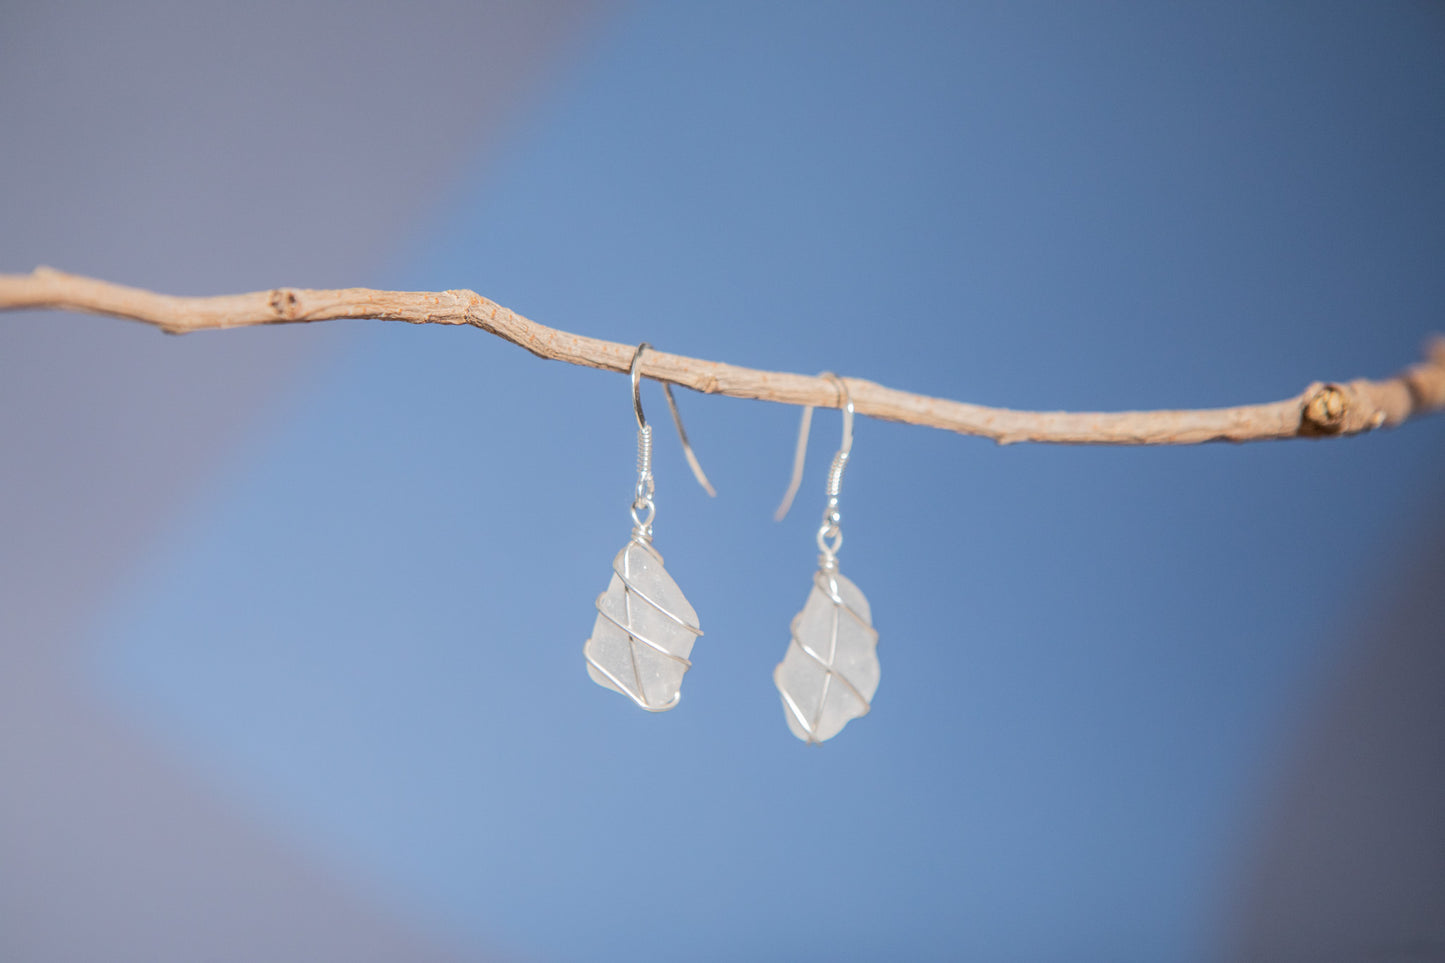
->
(2, 266), (1442, 445)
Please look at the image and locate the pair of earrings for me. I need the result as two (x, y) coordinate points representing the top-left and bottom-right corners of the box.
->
(582, 344), (881, 744)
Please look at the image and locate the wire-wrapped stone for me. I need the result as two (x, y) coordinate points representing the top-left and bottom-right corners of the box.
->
(584, 537), (702, 711)
(774, 567), (879, 743)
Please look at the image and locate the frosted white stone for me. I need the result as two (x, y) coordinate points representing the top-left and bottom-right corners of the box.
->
(774, 568), (879, 743)
(584, 538), (701, 711)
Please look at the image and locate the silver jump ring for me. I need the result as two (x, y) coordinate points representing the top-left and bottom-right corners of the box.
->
(631, 499), (656, 533)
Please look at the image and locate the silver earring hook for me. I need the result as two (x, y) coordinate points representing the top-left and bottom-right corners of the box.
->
(630, 342), (650, 431)
(774, 372), (853, 522)
(630, 342), (717, 498)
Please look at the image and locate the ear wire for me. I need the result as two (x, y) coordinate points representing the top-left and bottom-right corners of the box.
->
(630, 342), (716, 499)
(774, 372), (854, 522)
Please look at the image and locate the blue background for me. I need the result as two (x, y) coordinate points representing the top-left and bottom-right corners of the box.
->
(87, 3), (1444, 960)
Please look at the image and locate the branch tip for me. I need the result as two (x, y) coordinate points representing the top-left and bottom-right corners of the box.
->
(1428, 335), (1445, 366)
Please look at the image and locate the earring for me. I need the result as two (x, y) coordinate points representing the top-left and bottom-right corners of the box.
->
(772, 373), (879, 743)
(584, 343), (716, 712)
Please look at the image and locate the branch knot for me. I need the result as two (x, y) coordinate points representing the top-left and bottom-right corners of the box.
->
(268, 288), (300, 320)
(1302, 383), (1348, 434)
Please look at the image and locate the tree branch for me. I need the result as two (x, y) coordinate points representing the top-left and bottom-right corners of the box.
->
(2, 266), (1442, 445)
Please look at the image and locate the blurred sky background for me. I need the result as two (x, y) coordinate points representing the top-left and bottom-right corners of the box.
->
(2, 2), (1444, 962)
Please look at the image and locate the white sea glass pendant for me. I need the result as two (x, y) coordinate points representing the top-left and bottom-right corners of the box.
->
(584, 537), (702, 711)
(774, 567), (879, 743)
